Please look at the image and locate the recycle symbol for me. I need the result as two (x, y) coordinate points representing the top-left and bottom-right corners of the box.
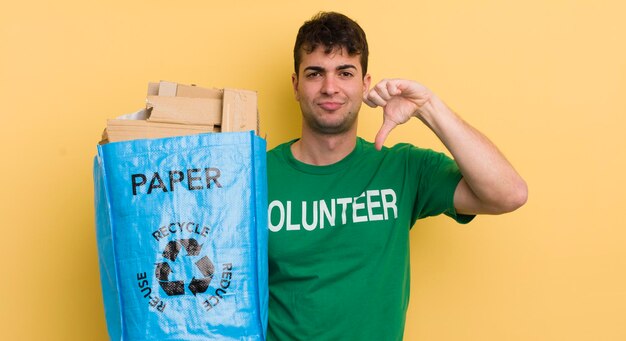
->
(154, 238), (215, 296)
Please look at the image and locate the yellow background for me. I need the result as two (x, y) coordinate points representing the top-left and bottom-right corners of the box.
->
(1, 0), (625, 340)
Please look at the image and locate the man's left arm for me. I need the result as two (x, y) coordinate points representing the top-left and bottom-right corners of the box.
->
(364, 78), (528, 215)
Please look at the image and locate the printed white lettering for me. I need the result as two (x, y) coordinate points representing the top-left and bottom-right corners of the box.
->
(319, 199), (335, 229)
(366, 190), (384, 221)
(267, 189), (399, 232)
(381, 189), (398, 220)
(268, 200), (285, 232)
(352, 192), (367, 223)
(302, 201), (318, 231)
(337, 197), (352, 225)
(286, 201), (301, 231)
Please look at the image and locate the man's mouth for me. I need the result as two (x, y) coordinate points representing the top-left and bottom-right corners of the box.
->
(318, 102), (343, 111)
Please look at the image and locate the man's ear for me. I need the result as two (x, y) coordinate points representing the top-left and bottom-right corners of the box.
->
(292, 73), (300, 100)
(362, 73), (372, 94)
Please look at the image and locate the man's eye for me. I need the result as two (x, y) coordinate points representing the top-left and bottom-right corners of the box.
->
(340, 72), (354, 78)
(306, 72), (321, 78)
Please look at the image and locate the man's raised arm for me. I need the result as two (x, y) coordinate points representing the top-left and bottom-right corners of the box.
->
(364, 78), (528, 215)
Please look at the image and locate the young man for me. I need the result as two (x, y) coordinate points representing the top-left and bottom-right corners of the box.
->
(266, 12), (527, 340)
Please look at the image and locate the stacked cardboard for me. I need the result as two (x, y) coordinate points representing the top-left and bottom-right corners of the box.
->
(101, 81), (258, 144)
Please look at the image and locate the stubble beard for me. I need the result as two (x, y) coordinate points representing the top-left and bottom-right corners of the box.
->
(301, 101), (361, 135)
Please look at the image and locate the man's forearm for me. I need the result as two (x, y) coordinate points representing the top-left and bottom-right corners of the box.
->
(417, 95), (528, 214)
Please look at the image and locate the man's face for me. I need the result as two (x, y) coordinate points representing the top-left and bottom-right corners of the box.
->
(292, 46), (371, 135)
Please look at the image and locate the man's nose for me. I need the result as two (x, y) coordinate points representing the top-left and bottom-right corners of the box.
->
(321, 75), (338, 95)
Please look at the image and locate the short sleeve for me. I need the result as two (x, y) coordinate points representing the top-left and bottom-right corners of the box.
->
(409, 147), (475, 225)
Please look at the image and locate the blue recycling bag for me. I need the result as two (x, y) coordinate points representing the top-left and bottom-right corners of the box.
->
(93, 131), (268, 340)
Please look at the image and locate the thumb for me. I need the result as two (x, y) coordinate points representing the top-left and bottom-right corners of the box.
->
(374, 118), (398, 150)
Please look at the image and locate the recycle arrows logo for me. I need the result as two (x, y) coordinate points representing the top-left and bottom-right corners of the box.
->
(154, 238), (215, 296)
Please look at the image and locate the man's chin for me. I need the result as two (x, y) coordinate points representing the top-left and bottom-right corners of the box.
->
(310, 121), (355, 135)
(303, 111), (358, 135)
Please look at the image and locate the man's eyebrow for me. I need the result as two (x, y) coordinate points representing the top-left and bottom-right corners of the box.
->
(302, 65), (357, 73)
(303, 66), (325, 73)
(336, 64), (357, 71)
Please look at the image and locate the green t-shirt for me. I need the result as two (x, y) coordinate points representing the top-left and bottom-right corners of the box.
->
(267, 137), (473, 341)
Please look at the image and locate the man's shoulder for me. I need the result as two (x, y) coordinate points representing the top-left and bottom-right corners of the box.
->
(267, 139), (299, 168)
(267, 139), (296, 155)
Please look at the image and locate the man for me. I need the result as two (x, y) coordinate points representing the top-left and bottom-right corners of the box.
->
(266, 12), (527, 340)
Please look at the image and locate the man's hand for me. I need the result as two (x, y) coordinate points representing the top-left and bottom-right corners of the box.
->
(363, 79), (433, 150)
(364, 78), (527, 215)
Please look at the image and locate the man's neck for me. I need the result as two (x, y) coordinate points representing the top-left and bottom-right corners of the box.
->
(291, 129), (357, 166)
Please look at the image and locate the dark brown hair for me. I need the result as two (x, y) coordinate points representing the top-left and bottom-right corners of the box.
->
(293, 12), (369, 77)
